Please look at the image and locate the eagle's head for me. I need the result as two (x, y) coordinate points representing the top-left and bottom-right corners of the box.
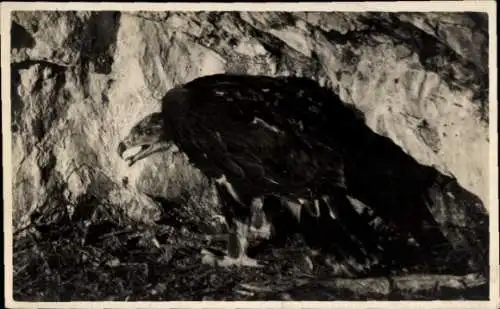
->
(117, 112), (174, 166)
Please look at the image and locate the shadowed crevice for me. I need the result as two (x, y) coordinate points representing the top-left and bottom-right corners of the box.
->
(83, 12), (122, 75)
(78, 12), (121, 98)
(11, 22), (36, 49)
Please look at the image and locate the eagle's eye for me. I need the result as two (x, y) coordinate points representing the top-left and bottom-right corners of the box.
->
(144, 128), (152, 135)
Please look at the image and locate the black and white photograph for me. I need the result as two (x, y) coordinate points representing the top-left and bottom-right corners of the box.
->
(2, 1), (498, 307)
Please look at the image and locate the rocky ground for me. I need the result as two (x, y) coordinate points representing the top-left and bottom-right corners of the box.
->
(9, 11), (490, 301)
(13, 197), (488, 301)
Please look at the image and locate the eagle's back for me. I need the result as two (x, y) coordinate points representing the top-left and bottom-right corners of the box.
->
(161, 74), (347, 200)
(186, 74), (367, 150)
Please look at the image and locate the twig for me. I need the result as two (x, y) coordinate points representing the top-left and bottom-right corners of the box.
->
(98, 229), (138, 240)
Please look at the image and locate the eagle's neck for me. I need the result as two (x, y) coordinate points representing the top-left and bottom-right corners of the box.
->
(161, 87), (191, 144)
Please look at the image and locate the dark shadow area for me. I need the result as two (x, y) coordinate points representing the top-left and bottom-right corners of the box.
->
(11, 22), (36, 49)
(82, 11), (121, 75)
(465, 12), (489, 38)
(78, 11), (121, 99)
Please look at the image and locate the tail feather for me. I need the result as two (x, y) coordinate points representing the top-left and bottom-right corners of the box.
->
(295, 191), (397, 275)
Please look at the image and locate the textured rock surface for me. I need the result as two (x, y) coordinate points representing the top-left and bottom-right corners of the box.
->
(10, 10), (489, 244)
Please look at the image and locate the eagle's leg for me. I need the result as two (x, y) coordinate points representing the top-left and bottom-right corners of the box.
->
(201, 175), (263, 268)
(248, 197), (272, 239)
(223, 218), (262, 267)
(203, 219), (262, 268)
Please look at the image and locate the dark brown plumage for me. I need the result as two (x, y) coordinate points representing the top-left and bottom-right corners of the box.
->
(118, 73), (484, 274)
(118, 74), (354, 267)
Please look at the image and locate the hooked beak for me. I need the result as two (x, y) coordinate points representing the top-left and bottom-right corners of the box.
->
(117, 141), (140, 166)
(117, 140), (174, 167)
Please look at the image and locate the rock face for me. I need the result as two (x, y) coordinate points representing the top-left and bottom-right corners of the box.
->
(10, 12), (489, 270)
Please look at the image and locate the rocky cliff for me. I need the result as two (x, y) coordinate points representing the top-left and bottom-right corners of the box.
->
(10, 11), (489, 255)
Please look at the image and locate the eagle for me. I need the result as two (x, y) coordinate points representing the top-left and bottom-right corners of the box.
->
(117, 74), (383, 268)
(117, 74), (488, 275)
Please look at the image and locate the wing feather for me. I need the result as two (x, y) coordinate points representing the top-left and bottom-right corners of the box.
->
(163, 75), (347, 199)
